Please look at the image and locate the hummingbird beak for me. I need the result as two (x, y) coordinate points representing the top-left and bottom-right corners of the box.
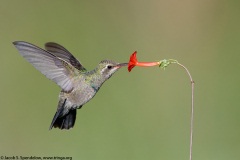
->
(116, 63), (128, 68)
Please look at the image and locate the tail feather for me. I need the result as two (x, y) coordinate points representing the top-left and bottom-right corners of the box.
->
(49, 99), (77, 130)
(51, 109), (77, 130)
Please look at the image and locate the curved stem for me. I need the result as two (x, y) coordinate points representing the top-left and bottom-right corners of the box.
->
(159, 59), (195, 160)
(176, 62), (195, 160)
(160, 59), (195, 160)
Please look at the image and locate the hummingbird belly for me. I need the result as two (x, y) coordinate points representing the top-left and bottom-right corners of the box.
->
(60, 83), (96, 109)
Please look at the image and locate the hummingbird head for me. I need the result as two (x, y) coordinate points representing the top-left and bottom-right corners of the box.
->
(97, 60), (128, 80)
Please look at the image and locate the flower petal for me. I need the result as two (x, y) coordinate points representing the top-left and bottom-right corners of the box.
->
(128, 51), (138, 72)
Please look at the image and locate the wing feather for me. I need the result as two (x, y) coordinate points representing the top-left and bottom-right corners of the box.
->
(45, 42), (86, 71)
(13, 41), (79, 92)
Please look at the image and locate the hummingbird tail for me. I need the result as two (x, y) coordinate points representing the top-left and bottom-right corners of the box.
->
(49, 99), (77, 130)
(49, 109), (77, 130)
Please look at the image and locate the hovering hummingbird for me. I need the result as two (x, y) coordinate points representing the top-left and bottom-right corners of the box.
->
(13, 41), (128, 130)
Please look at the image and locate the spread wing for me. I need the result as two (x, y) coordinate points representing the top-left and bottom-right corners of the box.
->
(13, 41), (81, 92)
(45, 42), (86, 72)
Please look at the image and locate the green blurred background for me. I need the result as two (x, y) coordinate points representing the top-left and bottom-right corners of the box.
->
(0, 0), (240, 159)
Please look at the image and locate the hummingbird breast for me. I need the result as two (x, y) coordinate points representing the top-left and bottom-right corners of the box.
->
(59, 77), (97, 109)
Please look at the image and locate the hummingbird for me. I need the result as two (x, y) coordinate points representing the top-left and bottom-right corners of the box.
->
(13, 41), (128, 130)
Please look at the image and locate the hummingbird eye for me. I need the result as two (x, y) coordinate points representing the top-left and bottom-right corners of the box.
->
(107, 65), (113, 69)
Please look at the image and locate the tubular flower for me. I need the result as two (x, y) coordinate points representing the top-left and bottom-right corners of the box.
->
(128, 51), (161, 72)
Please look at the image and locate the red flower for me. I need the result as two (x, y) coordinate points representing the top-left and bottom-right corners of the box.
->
(128, 51), (160, 72)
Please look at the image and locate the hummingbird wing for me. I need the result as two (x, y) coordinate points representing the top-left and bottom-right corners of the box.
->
(13, 41), (80, 92)
(45, 42), (87, 72)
